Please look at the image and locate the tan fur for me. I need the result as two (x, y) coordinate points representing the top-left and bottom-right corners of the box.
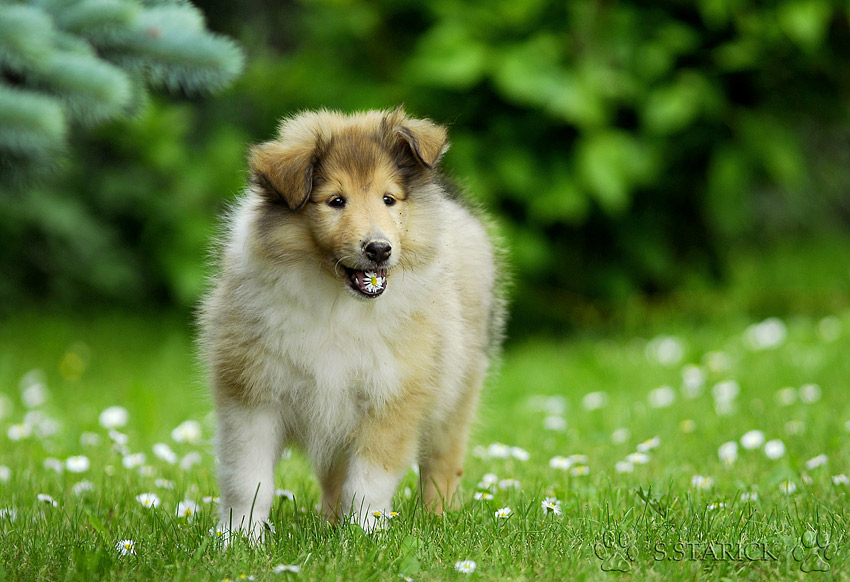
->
(199, 108), (504, 537)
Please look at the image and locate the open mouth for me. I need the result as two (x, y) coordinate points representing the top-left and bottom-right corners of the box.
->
(344, 267), (388, 298)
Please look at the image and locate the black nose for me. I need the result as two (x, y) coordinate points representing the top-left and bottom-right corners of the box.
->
(364, 240), (392, 264)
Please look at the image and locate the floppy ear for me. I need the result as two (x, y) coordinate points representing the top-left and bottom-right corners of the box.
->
(385, 110), (448, 170)
(248, 140), (317, 211)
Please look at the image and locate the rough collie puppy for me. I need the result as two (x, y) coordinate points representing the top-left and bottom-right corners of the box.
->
(199, 107), (504, 538)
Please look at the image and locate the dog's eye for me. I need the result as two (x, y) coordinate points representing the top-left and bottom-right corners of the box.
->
(328, 196), (346, 208)
(383, 195), (397, 207)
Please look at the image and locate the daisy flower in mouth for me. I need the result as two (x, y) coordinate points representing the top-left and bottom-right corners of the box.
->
(363, 271), (385, 293)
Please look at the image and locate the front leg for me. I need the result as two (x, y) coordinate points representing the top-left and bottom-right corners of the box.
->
(340, 386), (428, 531)
(215, 397), (284, 542)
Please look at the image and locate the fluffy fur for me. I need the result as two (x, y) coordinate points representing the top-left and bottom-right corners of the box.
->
(198, 108), (504, 538)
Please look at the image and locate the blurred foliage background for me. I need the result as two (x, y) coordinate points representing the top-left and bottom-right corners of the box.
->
(2, 0), (850, 338)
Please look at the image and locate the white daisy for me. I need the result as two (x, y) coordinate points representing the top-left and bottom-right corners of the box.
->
(29, 414), (59, 438)
(510, 446), (530, 461)
(37, 493), (58, 507)
(637, 436), (660, 453)
(477, 473), (498, 489)
(817, 316), (841, 341)
(273, 564), (301, 574)
(712, 380), (740, 402)
(832, 474), (849, 486)
(740, 492), (758, 502)
(549, 456), (571, 470)
(122, 453), (146, 469)
(582, 391), (608, 410)
(0, 508), (17, 521)
(718, 441), (738, 466)
(155, 479), (175, 489)
(99, 406), (128, 429)
(648, 385), (675, 408)
(707, 502), (727, 510)
(171, 420), (202, 444)
(498, 479), (520, 490)
(744, 318), (787, 350)
(73, 481), (94, 496)
(740, 430), (765, 450)
(691, 475), (714, 490)
(486, 443), (511, 458)
(176, 500), (199, 520)
(362, 272), (385, 293)
(541, 496), (562, 515)
(495, 507), (512, 518)
(153, 443), (178, 465)
(136, 493), (161, 509)
(275, 489), (295, 500)
(21, 383), (48, 408)
(799, 384), (821, 403)
(116, 539), (136, 556)
(0, 466), (10, 482)
(775, 387), (797, 406)
(65, 455), (90, 473)
(179, 452), (202, 470)
(764, 439), (786, 460)
(805, 454), (827, 470)
(473, 492), (493, 501)
(703, 351), (732, 373)
(543, 416), (566, 431)
(611, 428), (631, 444)
(615, 461), (634, 473)
(626, 452), (650, 465)
(646, 335), (684, 366)
(785, 420), (806, 435)
(779, 480), (797, 495)
(43, 458), (63, 473)
(108, 430), (129, 446)
(80, 432), (100, 447)
(454, 560), (477, 574)
(7, 423), (32, 441)
(681, 364), (705, 398)
(209, 525), (231, 543)
(570, 465), (589, 476)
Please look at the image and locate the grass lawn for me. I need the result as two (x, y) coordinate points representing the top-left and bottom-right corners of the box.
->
(1, 242), (850, 580)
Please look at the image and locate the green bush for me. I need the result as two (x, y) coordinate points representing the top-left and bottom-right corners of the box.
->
(3, 0), (850, 335)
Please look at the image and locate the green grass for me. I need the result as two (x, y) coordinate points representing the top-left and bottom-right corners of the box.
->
(2, 245), (850, 580)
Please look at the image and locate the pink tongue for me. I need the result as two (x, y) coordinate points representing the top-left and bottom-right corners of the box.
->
(353, 269), (387, 296)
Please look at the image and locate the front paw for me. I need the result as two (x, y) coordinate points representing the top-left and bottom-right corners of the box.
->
(349, 507), (394, 533)
(215, 516), (275, 546)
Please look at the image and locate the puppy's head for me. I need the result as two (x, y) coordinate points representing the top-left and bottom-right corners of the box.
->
(248, 108), (448, 299)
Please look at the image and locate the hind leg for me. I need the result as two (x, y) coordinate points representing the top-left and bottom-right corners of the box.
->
(420, 361), (485, 513)
(318, 457), (348, 524)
